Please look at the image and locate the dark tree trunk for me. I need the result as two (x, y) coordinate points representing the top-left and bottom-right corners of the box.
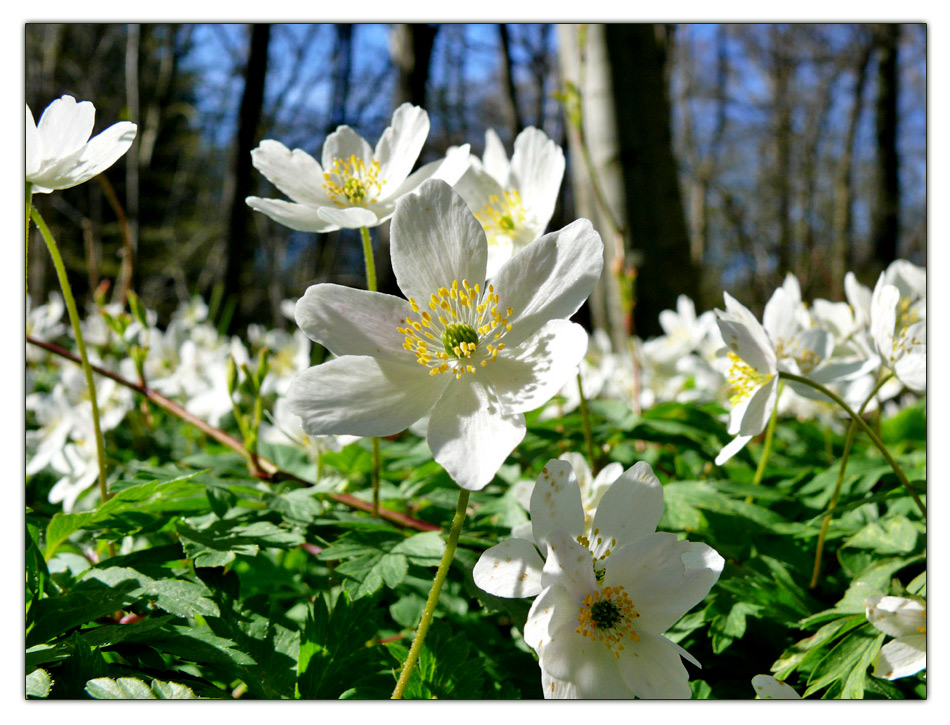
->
(392, 23), (439, 108)
(328, 24), (353, 130)
(224, 23), (270, 332)
(604, 24), (699, 337)
(771, 25), (795, 278)
(497, 24), (525, 137)
(871, 23), (901, 270)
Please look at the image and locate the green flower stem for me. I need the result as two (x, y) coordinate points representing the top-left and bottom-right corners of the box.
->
(360, 226), (378, 293)
(809, 374), (893, 589)
(752, 381), (783, 487)
(778, 371), (925, 517)
(576, 371), (599, 474)
(360, 226), (382, 514)
(392, 489), (471, 699)
(31, 207), (110, 504)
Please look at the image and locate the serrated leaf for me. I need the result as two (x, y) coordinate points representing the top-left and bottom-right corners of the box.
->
(804, 623), (885, 698)
(296, 593), (385, 699)
(85, 566), (220, 618)
(26, 668), (52, 698)
(386, 621), (486, 699)
(85, 676), (155, 699)
(45, 470), (205, 556)
(177, 518), (305, 568)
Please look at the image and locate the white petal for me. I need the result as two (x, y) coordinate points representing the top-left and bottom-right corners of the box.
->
(315, 205), (379, 228)
(293, 284), (411, 361)
(538, 607), (632, 698)
(735, 375), (778, 436)
(872, 634), (926, 680)
(245, 196), (339, 233)
(37, 95), (94, 161)
(374, 103), (429, 187)
(390, 179), (488, 304)
(895, 350), (926, 392)
(715, 434), (752, 466)
(483, 320), (588, 413)
(589, 461), (664, 552)
(25, 105), (41, 178)
(540, 668), (579, 699)
(762, 285), (800, 345)
(605, 533), (724, 634)
(287, 356), (446, 437)
(870, 281), (899, 356)
(717, 293), (776, 374)
(616, 633), (692, 699)
(491, 219), (604, 349)
(426, 376), (524, 491)
(60, 121), (137, 189)
(751, 674), (801, 699)
(384, 144), (472, 201)
(509, 127), (564, 230)
(250, 139), (330, 206)
(481, 127), (510, 184)
(473, 538), (544, 598)
(540, 530), (597, 599)
(865, 594), (927, 638)
(452, 163), (504, 214)
(529, 460), (586, 549)
(321, 124), (373, 171)
(523, 583), (577, 650)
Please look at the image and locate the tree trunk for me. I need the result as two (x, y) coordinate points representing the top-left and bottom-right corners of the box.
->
(224, 23), (270, 332)
(603, 23), (699, 337)
(391, 23), (438, 108)
(871, 23), (901, 270)
(497, 24), (525, 137)
(771, 25), (795, 279)
(831, 36), (873, 299)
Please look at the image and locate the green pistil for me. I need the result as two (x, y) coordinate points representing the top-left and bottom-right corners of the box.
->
(590, 599), (623, 630)
(499, 215), (515, 232)
(442, 323), (479, 358)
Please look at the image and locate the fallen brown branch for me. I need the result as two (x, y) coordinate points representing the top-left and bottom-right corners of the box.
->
(27, 335), (440, 532)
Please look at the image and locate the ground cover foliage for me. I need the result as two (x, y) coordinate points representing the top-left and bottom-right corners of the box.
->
(25, 320), (926, 698)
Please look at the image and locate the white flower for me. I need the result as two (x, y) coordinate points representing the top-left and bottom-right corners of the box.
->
(247, 324), (311, 396)
(714, 293), (780, 465)
(865, 594), (926, 680)
(869, 275), (926, 392)
(26, 95), (137, 194)
(474, 458), (723, 698)
(246, 103), (470, 232)
(511, 452), (623, 539)
(751, 675), (801, 699)
(287, 179), (603, 491)
(454, 127), (565, 277)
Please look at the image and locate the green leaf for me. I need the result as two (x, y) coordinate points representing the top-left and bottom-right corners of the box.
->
(843, 515), (920, 555)
(85, 566), (220, 618)
(296, 593), (385, 699)
(84, 676), (201, 699)
(176, 518), (305, 568)
(880, 399), (926, 443)
(385, 620), (487, 699)
(804, 623), (885, 698)
(45, 469), (205, 556)
(26, 668), (52, 698)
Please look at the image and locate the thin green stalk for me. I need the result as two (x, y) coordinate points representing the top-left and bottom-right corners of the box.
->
(392, 489), (470, 699)
(360, 226), (382, 514)
(752, 382), (783, 487)
(576, 371), (599, 474)
(360, 226), (378, 293)
(779, 371), (924, 517)
(809, 374), (893, 589)
(31, 207), (110, 503)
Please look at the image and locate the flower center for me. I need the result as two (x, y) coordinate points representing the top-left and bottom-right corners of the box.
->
(726, 351), (772, 405)
(890, 296), (923, 362)
(323, 155), (384, 207)
(474, 190), (527, 246)
(773, 338), (821, 374)
(576, 527), (617, 583)
(576, 585), (640, 658)
(397, 279), (514, 380)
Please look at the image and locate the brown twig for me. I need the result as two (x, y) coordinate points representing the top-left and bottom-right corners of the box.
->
(27, 335), (440, 532)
